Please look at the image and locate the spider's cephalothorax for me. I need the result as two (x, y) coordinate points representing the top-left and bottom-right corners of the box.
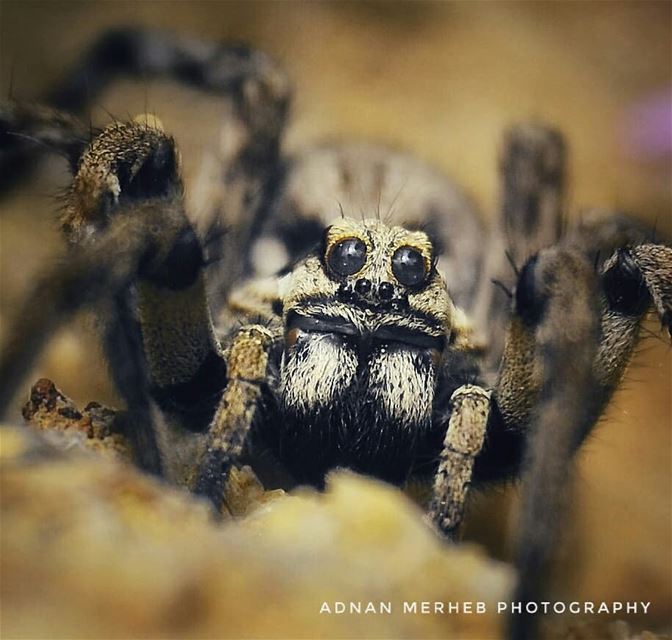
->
(273, 218), (461, 485)
(0, 28), (670, 640)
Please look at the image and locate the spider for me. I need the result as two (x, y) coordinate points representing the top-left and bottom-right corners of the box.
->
(0, 28), (670, 640)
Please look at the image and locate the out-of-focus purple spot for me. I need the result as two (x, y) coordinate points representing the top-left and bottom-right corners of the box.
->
(621, 88), (672, 160)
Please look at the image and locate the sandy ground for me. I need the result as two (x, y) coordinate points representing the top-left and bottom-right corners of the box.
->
(0, 1), (670, 632)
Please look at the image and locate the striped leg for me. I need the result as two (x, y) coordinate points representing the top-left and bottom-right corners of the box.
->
(0, 28), (290, 192)
(0, 28), (290, 321)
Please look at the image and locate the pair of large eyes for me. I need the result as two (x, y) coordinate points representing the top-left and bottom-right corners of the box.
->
(327, 238), (428, 287)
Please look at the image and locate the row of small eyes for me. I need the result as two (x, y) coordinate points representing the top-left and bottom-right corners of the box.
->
(326, 238), (428, 287)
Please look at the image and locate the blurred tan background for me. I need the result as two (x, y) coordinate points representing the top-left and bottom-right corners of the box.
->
(1, 1), (670, 632)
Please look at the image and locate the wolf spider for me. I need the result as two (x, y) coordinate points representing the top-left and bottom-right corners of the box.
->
(0, 28), (670, 640)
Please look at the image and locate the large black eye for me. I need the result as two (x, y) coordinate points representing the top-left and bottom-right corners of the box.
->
(392, 246), (427, 287)
(327, 238), (367, 276)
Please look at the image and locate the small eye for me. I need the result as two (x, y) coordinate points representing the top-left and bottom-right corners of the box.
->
(392, 246), (427, 287)
(327, 238), (367, 276)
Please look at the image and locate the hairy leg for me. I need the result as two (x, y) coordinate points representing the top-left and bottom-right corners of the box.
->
(473, 240), (671, 640)
(193, 325), (276, 510)
(503, 248), (601, 640)
(0, 199), (193, 472)
(1, 29), (291, 474)
(0, 118), (227, 476)
(1, 29), (290, 331)
(0, 28), (290, 191)
(427, 384), (491, 539)
(472, 123), (565, 378)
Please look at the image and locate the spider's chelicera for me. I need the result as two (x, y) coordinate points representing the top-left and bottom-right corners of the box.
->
(0, 28), (670, 640)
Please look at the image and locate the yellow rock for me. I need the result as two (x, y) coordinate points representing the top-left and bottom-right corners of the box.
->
(3, 380), (665, 639)
(1, 422), (513, 639)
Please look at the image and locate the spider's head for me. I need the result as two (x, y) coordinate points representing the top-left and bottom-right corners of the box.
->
(282, 217), (458, 357)
(277, 218), (468, 478)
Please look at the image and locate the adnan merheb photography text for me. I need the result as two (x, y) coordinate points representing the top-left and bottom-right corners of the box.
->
(319, 601), (652, 616)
